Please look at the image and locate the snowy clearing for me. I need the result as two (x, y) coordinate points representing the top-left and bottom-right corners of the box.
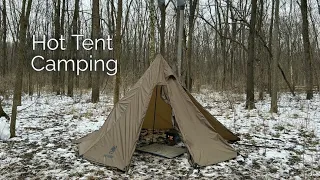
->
(0, 91), (320, 179)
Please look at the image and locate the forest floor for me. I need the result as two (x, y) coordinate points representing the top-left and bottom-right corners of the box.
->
(0, 90), (319, 179)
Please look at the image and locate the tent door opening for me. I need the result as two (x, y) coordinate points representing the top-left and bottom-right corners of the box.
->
(142, 85), (174, 130)
(137, 85), (187, 158)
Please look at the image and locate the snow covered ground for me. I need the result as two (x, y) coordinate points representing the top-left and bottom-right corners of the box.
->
(0, 90), (319, 179)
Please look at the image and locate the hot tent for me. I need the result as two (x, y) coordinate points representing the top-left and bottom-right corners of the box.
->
(77, 55), (240, 171)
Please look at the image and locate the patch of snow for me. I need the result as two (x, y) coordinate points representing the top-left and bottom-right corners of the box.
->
(0, 92), (319, 179)
(0, 120), (10, 140)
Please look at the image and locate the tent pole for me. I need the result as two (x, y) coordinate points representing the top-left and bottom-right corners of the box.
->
(152, 86), (158, 143)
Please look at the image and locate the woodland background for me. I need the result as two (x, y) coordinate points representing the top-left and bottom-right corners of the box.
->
(0, 0), (320, 136)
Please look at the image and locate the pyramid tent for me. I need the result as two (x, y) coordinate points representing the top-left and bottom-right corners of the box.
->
(77, 55), (240, 171)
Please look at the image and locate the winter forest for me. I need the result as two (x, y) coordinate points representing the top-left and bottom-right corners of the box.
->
(0, 0), (320, 179)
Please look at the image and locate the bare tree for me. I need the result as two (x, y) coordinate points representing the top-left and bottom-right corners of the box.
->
(267, 0), (275, 95)
(149, 0), (155, 63)
(270, 0), (280, 113)
(230, 0), (237, 89)
(68, 0), (80, 97)
(91, 0), (101, 103)
(257, 0), (265, 100)
(1, 0), (7, 76)
(176, 0), (185, 82)
(186, 0), (198, 91)
(158, 0), (166, 56)
(10, 0), (33, 138)
(300, 0), (313, 99)
(0, 0), (318, 109)
(59, 0), (66, 95)
(246, 0), (257, 109)
(113, 0), (122, 104)
(53, 0), (61, 95)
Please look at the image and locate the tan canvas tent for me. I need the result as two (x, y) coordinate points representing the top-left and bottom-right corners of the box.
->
(77, 55), (239, 171)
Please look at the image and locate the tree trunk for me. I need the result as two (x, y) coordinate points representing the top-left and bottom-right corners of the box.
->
(10, 0), (33, 138)
(1, 0), (7, 76)
(59, 0), (66, 95)
(214, 0), (224, 90)
(222, 1), (228, 90)
(149, 0), (155, 64)
(309, 3), (320, 89)
(289, 0), (294, 91)
(53, 0), (61, 95)
(300, 0), (313, 99)
(91, 0), (100, 103)
(246, 0), (257, 109)
(230, 1), (237, 89)
(270, 0), (280, 113)
(257, 0), (264, 100)
(68, 0), (80, 97)
(159, 1), (166, 57)
(113, 0), (122, 104)
(176, 5), (185, 83)
(28, 69), (33, 96)
(268, 0), (275, 95)
(186, 0), (198, 91)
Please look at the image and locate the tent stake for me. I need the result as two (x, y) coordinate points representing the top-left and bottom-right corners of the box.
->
(152, 86), (158, 143)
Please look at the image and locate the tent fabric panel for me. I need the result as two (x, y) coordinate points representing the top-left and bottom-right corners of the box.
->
(80, 88), (149, 171)
(74, 130), (99, 144)
(167, 78), (237, 166)
(185, 91), (240, 142)
(143, 85), (172, 129)
(80, 122), (127, 170)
